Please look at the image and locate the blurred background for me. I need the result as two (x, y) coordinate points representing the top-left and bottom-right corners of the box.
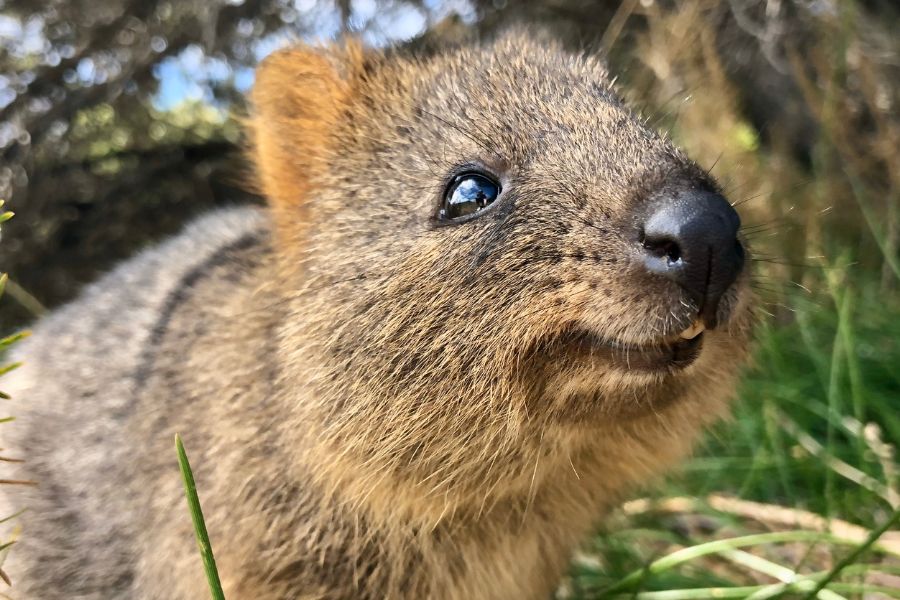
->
(0, 0), (898, 597)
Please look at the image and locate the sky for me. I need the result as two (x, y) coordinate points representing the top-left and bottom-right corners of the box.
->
(0, 0), (476, 117)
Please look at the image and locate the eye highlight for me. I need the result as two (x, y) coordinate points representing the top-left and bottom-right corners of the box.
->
(439, 172), (501, 222)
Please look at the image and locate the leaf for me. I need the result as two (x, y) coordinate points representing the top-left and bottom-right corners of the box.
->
(0, 332), (30, 350)
(175, 434), (226, 600)
(0, 364), (21, 378)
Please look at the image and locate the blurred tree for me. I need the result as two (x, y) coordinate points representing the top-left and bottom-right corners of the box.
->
(0, 0), (897, 328)
(0, 0), (452, 326)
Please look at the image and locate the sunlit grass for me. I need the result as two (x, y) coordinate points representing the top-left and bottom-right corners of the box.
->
(0, 207), (32, 587)
(0, 0), (895, 596)
(176, 434), (226, 600)
(559, 0), (899, 596)
(561, 290), (900, 598)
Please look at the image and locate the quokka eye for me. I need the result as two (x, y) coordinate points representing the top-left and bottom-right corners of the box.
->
(439, 172), (501, 221)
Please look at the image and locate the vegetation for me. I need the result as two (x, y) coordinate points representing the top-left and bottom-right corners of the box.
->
(175, 434), (225, 600)
(560, 2), (900, 596)
(0, 0), (897, 597)
(0, 206), (31, 588)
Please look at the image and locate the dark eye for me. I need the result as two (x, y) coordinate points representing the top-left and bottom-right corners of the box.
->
(439, 172), (501, 221)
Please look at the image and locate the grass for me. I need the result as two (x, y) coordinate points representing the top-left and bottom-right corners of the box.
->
(0, 205), (32, 587)
(557, 281), (900, 598)
(557, 0), (899, 596)
(173, 283), (900, 599)
(176, 2), (899, 595)
(3, 1), (899, 596)
(176, 434), (226, 600)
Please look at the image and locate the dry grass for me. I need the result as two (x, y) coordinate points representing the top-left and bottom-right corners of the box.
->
(561, 1), (900, 597)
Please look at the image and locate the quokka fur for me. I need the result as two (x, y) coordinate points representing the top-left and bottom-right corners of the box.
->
(0, 31), (754, 599)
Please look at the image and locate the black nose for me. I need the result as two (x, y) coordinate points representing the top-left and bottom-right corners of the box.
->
(640, 190), (744, 328)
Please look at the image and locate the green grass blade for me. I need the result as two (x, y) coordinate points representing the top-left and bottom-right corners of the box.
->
(0, 364), (21, 378)
(175, 434), (225, 600)
(597, 530), (896, 596)
(0, 278), (46, 317)
(0, 331), (30, 350)
(801, 504), (900, 599)
(606, 582), (900, 599)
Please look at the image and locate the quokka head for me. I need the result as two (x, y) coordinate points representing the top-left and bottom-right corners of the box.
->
(248, 32), (755, 503)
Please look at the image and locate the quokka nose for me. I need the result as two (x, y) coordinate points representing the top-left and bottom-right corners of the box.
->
(640, 190), (744, 329)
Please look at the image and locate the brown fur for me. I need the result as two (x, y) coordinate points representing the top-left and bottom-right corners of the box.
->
(249, 42), (365, 244)
(0, 32), (754, 599)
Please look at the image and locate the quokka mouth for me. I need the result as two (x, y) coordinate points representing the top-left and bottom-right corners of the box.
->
(556, 321), (706, 372)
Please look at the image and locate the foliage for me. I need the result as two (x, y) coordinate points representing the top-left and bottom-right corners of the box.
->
(0, 0), (897, 597)
(555, 1), (900, 597)
(0, 208), (30, 588)
(176, 434), (225, 600)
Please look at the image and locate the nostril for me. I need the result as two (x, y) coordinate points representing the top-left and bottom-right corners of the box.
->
(641, 232), (682, 265)
(639, 189), (744, 328)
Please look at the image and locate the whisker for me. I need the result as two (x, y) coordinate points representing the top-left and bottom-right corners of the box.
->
(705, 151), (724, 177)
(750, 257), (825, 269)
(417, 107), (505, 162)
(732, 179), (813, 208)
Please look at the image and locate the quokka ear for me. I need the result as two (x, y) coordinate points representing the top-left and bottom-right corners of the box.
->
(248, 41), (366, 231)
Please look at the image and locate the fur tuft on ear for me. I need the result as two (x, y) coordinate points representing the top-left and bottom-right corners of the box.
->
(248, 41), (366, 235)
